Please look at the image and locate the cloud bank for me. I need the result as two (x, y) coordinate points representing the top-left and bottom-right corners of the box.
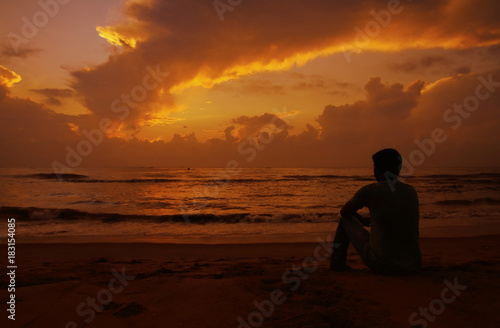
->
(2, 68), (500, 168)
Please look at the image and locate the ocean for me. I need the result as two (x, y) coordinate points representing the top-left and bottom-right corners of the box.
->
(1, 167), (500, 241)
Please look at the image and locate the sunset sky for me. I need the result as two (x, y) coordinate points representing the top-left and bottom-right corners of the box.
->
(1, 0), (500, 168)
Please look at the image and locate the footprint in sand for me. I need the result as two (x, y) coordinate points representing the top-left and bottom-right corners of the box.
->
(114, 302), (147, 318)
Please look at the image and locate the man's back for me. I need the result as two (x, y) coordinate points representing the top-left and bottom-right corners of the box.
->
(351, 180), (421, 273)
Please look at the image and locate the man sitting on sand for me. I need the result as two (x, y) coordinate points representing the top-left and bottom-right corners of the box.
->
(330, 148), (422, 275)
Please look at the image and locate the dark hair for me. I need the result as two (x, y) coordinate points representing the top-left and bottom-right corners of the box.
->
(372, 148), (402, 177)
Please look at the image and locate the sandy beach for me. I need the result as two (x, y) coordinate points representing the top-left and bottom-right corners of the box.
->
(2, 232), (500, 328)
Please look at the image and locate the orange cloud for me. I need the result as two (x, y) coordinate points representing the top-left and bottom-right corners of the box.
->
(231, 113), (289, 140)
(0, 84), (79, 167)
(0, 65), (21, 88)
(71, 0), (500, 135)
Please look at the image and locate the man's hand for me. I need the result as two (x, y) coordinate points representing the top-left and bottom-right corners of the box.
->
(353, 212), (371, 227)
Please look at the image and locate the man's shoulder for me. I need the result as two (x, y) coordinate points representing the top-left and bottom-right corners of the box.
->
(360, 180), (417, 193)
(396, 180), (417, 193)
(357, 182), (379, 192)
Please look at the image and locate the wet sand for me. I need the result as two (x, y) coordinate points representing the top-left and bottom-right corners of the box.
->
(2, 234), (500, 328)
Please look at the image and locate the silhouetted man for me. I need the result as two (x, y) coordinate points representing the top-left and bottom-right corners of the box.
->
(330, 148), (421, 275)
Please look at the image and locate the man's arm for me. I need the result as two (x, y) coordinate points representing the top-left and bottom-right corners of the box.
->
(340, 201), (371, 227)
(340, 200), (362, 217)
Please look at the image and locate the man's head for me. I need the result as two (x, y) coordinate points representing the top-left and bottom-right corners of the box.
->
(372, 148), (402, 182)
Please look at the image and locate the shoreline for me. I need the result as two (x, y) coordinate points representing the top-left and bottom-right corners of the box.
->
(9, 221), (500, 244)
